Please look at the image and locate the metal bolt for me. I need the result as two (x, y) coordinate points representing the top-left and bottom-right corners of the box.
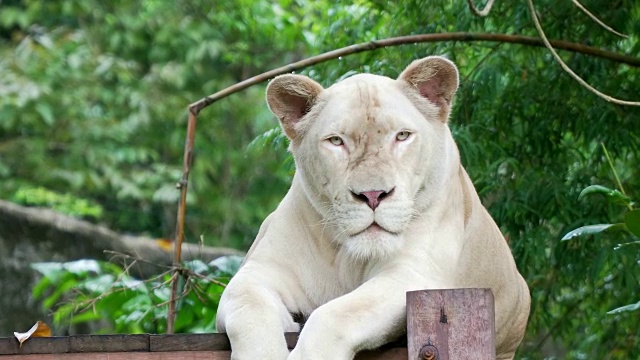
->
(419, 344), (439, 360)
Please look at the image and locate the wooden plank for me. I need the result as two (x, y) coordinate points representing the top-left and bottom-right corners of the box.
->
(0, 348), (405, 359)
(0, 351), (231, 360)
(69, 334), (149, 353)
(148, 333), (405, 358)
(406, 288), (495, 360)
(0, 337), (69, 355)
(149, 333), (297, 351)
(150, 334), (228, 352)
(0, 333), (407, 357)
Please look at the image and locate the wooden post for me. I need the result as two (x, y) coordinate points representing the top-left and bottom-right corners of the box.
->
(407, 288), (495, 360)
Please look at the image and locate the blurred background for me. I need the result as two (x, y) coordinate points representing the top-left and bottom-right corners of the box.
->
(0, 0), (639, 358)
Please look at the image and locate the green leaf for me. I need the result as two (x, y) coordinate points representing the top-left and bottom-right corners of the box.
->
(69, 310), (103, 325)
(561, 223), (624, 241)
(174, 307), (195, 332)
(52, 303), (77, 326)
(184, 260), (209, 275)
(43, 275), (78, 309)
(116, 277), (146, 292)
(209, 255), (243, 276)
(31, 276), (52, 300)
(63, 259), (101, 275)
(607, 301), (640, 314)
(578, 185), (631, 206)
(80, 274), (116, 293)
(624, 210), (640, 237)
(30, 262), (65, 282)
(152, 287), (171, 302)
(35, 103), (55, 126)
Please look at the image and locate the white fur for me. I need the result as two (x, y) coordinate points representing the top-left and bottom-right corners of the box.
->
(216, 57), (530, 360)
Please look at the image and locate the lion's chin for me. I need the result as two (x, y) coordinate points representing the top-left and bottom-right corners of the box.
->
(342, 225), (403, 261)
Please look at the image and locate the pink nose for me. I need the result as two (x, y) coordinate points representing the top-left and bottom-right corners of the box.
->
(353, 189), (392, 210)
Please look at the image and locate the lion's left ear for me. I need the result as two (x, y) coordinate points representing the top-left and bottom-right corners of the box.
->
(266, 74), (324, 142)
(398, 56), (459, 122)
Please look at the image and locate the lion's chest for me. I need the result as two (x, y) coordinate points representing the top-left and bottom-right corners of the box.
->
(294, 248), (374, 313)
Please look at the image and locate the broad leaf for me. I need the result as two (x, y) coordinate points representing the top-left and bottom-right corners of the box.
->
(624, 210), (640, 238)
(209, 255), (243, 276)
(578, 185), (631, 206)
(607, 301), (640, 315)
(63, 259), (101, 275)
(30, 262), (65, 283)
(561, 224), (623, 241)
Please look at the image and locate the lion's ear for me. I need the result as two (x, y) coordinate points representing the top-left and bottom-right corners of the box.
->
(266, 74), (324, 141)
(398, 56), (459, 122)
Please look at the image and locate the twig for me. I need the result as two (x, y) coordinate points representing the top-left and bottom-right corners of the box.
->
(151, 272), (178, 290)
(76, 268), (173, 313)
(155, 286), (192, 308)
(104, 250), (173, 270)
(600, 143), (632, 211)
(78, 259), (140, 313)
(527, 0), (640, 106)
(467, 0), (496, 17)
(168, 109), (197, 334)
(184, 276), (212, 304)
(187, 270), (229, 288)
(571, 0), (628, 38)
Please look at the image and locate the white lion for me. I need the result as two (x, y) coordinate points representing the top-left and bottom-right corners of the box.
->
(216, 56), (530, 360)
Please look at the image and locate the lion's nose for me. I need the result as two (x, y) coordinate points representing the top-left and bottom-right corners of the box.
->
(352, 189), (393, 210)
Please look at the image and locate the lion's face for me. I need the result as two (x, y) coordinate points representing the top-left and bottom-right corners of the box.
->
(267, 57), (459, 259)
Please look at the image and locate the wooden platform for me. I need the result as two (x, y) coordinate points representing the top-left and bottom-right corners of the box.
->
(0, 288), (496, 359)
(0, 333), (407, 359)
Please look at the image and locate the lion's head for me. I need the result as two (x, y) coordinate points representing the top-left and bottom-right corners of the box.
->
(266, 56), (460, 260)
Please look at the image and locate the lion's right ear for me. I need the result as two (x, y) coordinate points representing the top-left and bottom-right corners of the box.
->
(266, 74), (324, 141)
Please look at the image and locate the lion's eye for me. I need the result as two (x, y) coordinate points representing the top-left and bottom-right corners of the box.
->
(396, 131), (411, 141)
(328, 136), (344, 146)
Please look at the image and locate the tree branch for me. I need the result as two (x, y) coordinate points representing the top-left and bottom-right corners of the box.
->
(188, 32), (640, 115)
(527, 0), (640, 106)
(571, 0), (628, 38)
(467, 0), (496, 17)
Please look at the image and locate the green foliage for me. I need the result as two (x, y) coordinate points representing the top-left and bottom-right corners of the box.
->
(562, 166), (639, 316)
(12, 186), (103, 219)
(565, 183), (639, 240)
(0, 0), (300, 244)
(31, 257), (242, 334)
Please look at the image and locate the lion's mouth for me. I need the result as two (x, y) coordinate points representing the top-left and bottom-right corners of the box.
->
(351, 222), (398, 237)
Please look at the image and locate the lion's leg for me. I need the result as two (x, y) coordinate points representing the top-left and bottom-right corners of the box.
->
(496, 354), (515, 360)
(287, 271), (422, 360)
(217, 273), (297, 360)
